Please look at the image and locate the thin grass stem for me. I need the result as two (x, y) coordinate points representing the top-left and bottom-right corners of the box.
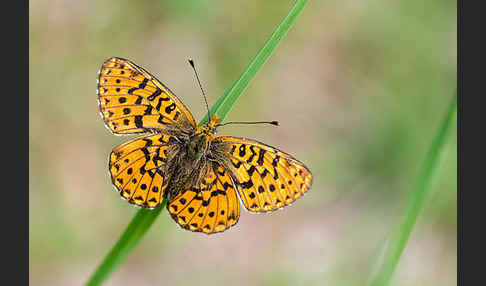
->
(85, 1), (310, 285)
(369, 91), (457, 286)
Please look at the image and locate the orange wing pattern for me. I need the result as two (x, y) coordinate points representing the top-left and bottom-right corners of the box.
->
(167, 162), (240, 234)
(98, 57), (313, 235)
(97, 57), (197, 135)
(212, 136), (312, 213)
(109, 133), (180, 208)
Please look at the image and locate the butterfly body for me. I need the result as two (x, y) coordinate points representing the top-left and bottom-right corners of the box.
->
(155, 114), (219, 201)
(186, 117), (219, 166)
(98, 57), (313, 234)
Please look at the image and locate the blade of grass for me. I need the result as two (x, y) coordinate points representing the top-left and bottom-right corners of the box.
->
(200, 0), (310, 125)
(86, 204), (164, 286)
(86, 1), (310, 285)
(369, 91), (457, 286)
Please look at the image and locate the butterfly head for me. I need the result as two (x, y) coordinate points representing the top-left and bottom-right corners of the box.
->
(207, 114), (221, 132)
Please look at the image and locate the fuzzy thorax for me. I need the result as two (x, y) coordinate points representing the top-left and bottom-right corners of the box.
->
(187, 115), (221, 163)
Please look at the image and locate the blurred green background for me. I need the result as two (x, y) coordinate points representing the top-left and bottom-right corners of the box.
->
(29, 0), (456, 285)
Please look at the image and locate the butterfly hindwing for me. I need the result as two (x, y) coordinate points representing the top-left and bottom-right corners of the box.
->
(167, 161), (240, 234)
(212, 136), (313, 213)
(109, 133), (180, 208)
(98, 57), (197, 135)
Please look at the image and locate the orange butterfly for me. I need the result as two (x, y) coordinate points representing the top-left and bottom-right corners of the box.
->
(97, 57), (313, 234)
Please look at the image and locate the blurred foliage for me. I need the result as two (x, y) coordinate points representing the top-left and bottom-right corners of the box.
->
(30, 0), (456, 285)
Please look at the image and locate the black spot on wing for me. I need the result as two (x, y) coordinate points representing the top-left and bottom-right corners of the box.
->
(240, 180), (253, 189)
(165, 103), (176, 114)
(147, 88), (162, 101)
(272, 155), (280, 167)
(211, 190), (226, 197)
(128, 87), (137, 94)
(144, 105), (153, 115)
(135, 96), (143, 104)
(247, 165), (256, 177)
(127, 78), (148, 95)
(155, 97), (165, 111)
(139, 78), (148, 89)
(247, 146), (257, 163)
(257, 149), (266, 166)
(239, 144), (246, 157)
(231, 160), (242, 169)
(134, 115), (143, 128)
(222, 182), (232, 190)
(261, 169), (269, 178)
(142, 138), (153, 147)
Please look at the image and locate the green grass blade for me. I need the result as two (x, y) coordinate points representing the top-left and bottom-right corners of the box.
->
(369, 91), (457, 286)
(85, 203), (165, 286)
(200, 0), (310, 125)
(86, 1), (310, 285)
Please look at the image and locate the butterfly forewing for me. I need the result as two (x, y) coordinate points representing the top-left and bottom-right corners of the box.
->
(98, 57), (197, 135)
(167, 161), (240, 234)
(212, 136), (313, 213)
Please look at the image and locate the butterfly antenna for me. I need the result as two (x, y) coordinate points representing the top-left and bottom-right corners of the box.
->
(188, 58), (211, 121)
(218, 121), (280, 127)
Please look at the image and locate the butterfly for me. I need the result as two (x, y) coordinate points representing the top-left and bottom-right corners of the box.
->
(97, 57), (313, 234)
